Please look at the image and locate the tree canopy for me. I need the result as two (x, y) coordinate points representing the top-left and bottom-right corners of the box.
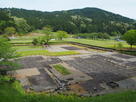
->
(41, 27), (53, 44)
(0, 10), (15, 34)
(13, 17), (31, 34)
(4, 27), (16, 36)
(0, 37), (18, 74)
(123, 30), (136, 48)
(0, 37), (17, 60)
(56, 31), (68, 40)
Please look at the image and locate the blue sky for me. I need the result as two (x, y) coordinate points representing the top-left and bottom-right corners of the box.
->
(0, 0), (136, 19)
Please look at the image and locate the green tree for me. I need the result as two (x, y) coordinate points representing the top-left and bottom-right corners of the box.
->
(13, 17), (31, 34)
(0, 37), (18, 74)
(0, 37), (17, 60)
(123, 30), (136, 48)
(0, 10), (15, 34)
(98, 33), (110, 39)
(4, 27), (16, 36)
(42, 27), (53, 44)
(56, 30), (68, 40)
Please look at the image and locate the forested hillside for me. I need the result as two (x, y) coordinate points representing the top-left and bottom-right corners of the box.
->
(0, 9), (15, 34)
(0, 9), (31, 35)
(0, 7), (136, 35)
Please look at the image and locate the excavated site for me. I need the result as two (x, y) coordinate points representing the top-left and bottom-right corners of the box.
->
(8, 44), (136, 96)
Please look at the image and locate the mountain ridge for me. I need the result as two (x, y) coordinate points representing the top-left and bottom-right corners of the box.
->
(3, 7), (134, 20)
(0, 7), (135, 34)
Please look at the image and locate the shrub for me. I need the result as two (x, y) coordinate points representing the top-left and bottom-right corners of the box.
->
(2, 34), (11, 41)
(4, 27), (16, 36)
(32, 38), (39, 45)
(56, 30), (69, 40)
(116, 42), (123, 50)
(76, 33), (110, 39)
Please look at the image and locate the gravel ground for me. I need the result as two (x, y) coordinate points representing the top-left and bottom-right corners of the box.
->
(47, 45), (68, 52)
(28, 69), (57, 92)
(124, 62), (136, 68)
(13, 46), (136, 94)
(112, 54), (135, 59)
(62, 46), (81, 50)
(16, 56), (58, 92)
(65, 55), (136, 93)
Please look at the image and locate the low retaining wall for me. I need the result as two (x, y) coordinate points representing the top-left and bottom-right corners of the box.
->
(68, 41), (116, 52)
(68, 41), (136, 55)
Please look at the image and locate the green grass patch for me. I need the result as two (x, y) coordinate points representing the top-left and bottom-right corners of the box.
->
(13, 46), (43, 50)
(14, 45), (80, 56)
(120, 51), (136, 56)
(65, 38), (136, 48)
(0, 76), (25, 102)
(18, 50), (79, 56)
(10, 39), (33, 43)
(53, 64), (71, 75)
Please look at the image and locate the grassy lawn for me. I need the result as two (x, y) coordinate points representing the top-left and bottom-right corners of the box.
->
(11, 39), (67, 44)
(10, 36), (136, 56)
(9, 35), (136, 49)
(65, 38), (136, 48)
(18, 50), (79, 56)
(10, 37), (33, 43)
(53, 64), (71, 75)
(14, 45), (80, 56)
(0, 76), (25, 102)
(0, 76), (136, 102)
(10, 39), (33, 43)
(119, 50), (136, 56)
(13, 46), (43, 50)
